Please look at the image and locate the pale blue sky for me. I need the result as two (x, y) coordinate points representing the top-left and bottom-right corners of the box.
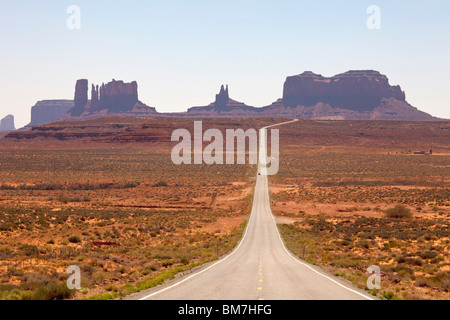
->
(1, 0), (449, 127)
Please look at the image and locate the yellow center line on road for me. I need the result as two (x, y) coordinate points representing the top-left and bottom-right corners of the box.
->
(257, 260), (263, 298)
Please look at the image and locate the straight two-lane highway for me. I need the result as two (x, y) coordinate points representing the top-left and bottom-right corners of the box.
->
(131, 120), (374, 300)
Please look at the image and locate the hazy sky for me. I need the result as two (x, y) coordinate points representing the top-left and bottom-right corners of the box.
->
(1, 0), (449, 128)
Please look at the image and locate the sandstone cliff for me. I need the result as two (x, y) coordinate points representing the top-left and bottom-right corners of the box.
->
(68, 79), (150, 117)
(186, 85), (258, 117)
(99, 80), (138, 113)
(30, 100), (74, 126)
(259, 70), (437, 120)
(283, 70), (406, 112)
(71, 79), (89, 116)
(20, 71), (444, 128)
(180, 71), (439, 121)
(0, 115), (15, 131)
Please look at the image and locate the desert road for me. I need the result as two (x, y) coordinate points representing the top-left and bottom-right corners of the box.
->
(131, 120), (374, 300)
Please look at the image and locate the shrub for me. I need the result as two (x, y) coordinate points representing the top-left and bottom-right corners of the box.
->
(105, 284), (118, 292)
(161, 260), (174, 268)
(395, 265), (414, 275)
(20, 244), (38, 256)
(357, 240), (370, 249)
(57, 194), (69, 204)
(0, 223), (12, 231)
(91, 271), (107, 284)
(383, 291), (395, 300)
(442, 280), (450, 291)
(406, 258), (424, 267)
(419, 251), (438, 260)
(430, 256), (444, 264)
(32, 281), (74, 300)
(414, 279), (430, 288)
(384, 205), (413, 219)
(68, 236), (81, 244)
(152, 181), (168, 187)
(37, 217), (49, 228)
(141, 264), (158, 275)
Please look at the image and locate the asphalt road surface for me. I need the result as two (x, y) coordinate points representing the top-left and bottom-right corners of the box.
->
(131, 120), (374, 300)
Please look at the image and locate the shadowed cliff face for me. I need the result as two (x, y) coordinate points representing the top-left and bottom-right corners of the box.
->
(214, 85), (230, 110)
(283, 70), (406, 112)
(98, 80), (139, 113)
(181, 74), (436, 121)
(70, 79), (140, 115)
(30, 100), (74, 126)
(0, 115), (15, 131)
(71, 79), (89, 116)
(187, 85), (256, 115)
(24, 71), (441, 125)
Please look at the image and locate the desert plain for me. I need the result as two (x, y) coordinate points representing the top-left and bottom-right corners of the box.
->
(0, 117), (448, 300)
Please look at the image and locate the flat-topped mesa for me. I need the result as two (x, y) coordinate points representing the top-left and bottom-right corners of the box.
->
(283, 70), (406, 112)
(31, 100), (74, 125)
(0, 115), (15, 131)
(99, 79), (138, 113)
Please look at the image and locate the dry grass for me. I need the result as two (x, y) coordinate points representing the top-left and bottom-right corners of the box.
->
(272, 120), (450, 300)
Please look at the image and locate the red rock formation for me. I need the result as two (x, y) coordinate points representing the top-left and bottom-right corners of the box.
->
(30, 100), (74, 125)
(0, 115), (15, 131)
(71, 79), (89, 116)
(187, 85), (256, 116)
(283, 70), (406, 112)
(180, 73), (439, 120)
(65, 79), (149, 118)
(91, 84), (99, 110)
(215, 85), (230, 109)
(21, 71), (442, 126)
(259, 98), (437, 121)
(99, 79), (138, 113)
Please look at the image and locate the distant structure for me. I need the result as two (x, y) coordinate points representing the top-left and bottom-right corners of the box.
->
(96, 79), (138, 113)
(30, 100), (74, 126)
(0, 114), (15, 131)
(70, 79), (139, 115)
(91, 84), (99, 109)
(186, 85), (256, 116)
(71, 79), (89, 116)
(215, 85), (230, 108)
(283, 70), (406, 111)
